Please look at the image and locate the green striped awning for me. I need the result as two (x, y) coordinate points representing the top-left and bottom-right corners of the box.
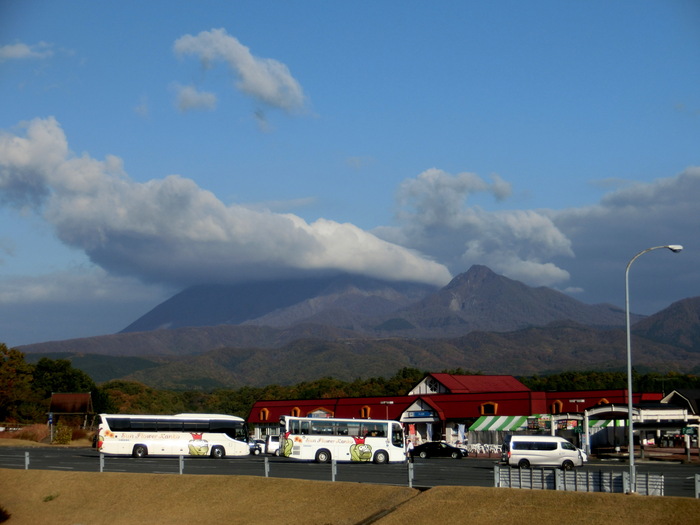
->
(469, 415), (529, 432)
(589, 419), (615, 428)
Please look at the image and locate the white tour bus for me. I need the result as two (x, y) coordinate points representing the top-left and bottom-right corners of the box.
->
(279, 415), (406, 464)
(98, 413), (250, 459)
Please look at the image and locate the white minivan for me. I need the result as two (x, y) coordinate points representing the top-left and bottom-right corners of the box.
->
(265, 435), (280, 456)
(502, 435), (587, 470)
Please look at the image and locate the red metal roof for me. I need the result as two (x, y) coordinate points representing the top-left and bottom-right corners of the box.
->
(49, 393), (93, 414)
(249, 396), (419, 423)
(543, 390), (649, 412)
(246, 374), (653, 425)
(429, 373), (530, 393)
(248, 390), (546, 423)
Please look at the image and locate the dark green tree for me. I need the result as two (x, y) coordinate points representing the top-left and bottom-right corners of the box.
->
(383, 367), (425, 395)
(0, 344), (39, 422)
(32, 358), (97, 399)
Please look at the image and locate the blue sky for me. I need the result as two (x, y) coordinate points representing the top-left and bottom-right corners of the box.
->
(1, 1), (699, 346)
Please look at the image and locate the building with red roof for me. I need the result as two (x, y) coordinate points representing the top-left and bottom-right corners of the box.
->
(248, 373), (690, 452)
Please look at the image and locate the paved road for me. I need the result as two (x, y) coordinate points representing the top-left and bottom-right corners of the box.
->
(1, 447), (698, 498)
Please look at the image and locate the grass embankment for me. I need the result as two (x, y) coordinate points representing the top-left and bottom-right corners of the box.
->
(1, 469), (698, 525)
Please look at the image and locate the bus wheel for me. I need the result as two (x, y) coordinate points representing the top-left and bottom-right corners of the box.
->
(561, 460), (574, 471)
(211, 446), (225, 459)
(517, 459), (530, 469)
(315, 449), (331, 463)
(373, 450), (389, 464)
(132, 445), (148, 458)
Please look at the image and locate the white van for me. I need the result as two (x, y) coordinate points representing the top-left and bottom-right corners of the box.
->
(502, 435), (587, 470)
(265, 435), (280, 456)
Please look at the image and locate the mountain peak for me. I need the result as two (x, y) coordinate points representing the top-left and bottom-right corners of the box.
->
(399, 264), (630, 335)
(445, 265), (499, 291)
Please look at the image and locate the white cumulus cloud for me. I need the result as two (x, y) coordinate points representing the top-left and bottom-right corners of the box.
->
(174, 84), (217, 112)
(0, 41), (54, 62)
(0, 117), (451, 289)
(173, 28), (306, 112)
(375, 168), (573, 287)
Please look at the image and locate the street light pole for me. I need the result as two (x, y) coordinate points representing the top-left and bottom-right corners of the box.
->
(380, 400), (394, 420)
(625, 244), (682, 493)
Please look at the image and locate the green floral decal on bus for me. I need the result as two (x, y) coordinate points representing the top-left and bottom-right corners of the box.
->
(350, 437), (372, 461)
(281, 432), (294, 457)
(187, 432), (209, 455)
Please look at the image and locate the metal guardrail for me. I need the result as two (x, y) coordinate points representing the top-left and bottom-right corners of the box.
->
(5, 450), (680, 497)
(6, 450), (415, 485)
(97, 454), (418, 486)
(494, 465), (663, 496)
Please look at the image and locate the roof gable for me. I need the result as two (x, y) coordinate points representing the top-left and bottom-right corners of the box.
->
(409, 374), (529, 395)
(662, 389), (700, 414)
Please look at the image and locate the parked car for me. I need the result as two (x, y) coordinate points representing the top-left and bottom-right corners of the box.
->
(265, 435), (280, 456)
(249, 439), (263, 455)
(410, 441), (468, 459)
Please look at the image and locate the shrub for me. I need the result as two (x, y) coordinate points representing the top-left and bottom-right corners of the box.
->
(52, 423), (73, 445)
(0, 424), (50, 443)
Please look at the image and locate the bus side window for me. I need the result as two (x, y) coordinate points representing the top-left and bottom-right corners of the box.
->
(183, 420), (209, 433)
(131, 419), (158, 432)
(301, 421), (310, 435)
(107, 418), (131, 431)
(211, 420), (246, 440)
(158, 420), (183, 431)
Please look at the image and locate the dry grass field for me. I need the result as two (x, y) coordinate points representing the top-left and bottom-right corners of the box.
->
(2, 468), (699, 525)
(1, 439), (699, 524)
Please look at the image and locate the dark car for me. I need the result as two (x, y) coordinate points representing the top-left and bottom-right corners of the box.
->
(410, 441), (468, 459)
(249, 439), (263, 455)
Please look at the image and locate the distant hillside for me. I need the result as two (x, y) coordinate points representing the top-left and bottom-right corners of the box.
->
(121, 275), (437, 333)
(20, 266), (639, 357)
(19, 323), (360, 356)
(633, 297), (700, 351)
(368, 265), (632, 336)
(111, 322), (700, 389)
(16, 266), (700, 389)
(121, 266), (637, 339)
(23, 352), (164, 383)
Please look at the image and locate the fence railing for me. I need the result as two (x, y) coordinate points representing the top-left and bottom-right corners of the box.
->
(98, 454), (418, 486)
(4, 450), (684, 498)
(494, 465), (664, 496)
